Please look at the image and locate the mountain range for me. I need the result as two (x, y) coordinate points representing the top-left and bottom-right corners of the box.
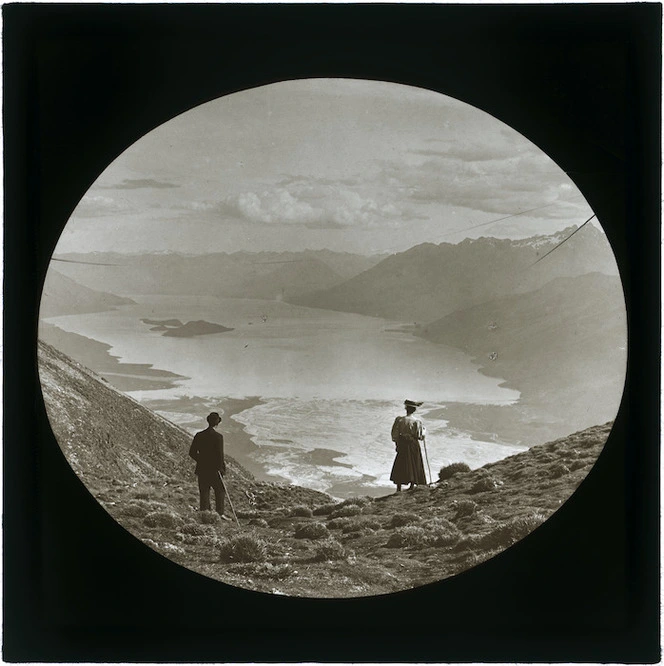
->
(39, 268), (135, 318)
(50, 250), (387, 300)
(289, 224), (619, 323)
(419, 272), (626, 440)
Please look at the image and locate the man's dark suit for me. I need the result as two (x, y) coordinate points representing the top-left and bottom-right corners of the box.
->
(189, 427), (225, 514)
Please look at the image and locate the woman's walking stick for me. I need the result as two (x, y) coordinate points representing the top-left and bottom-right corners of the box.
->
(422, 436), (433, 485)
(218, 470), (240, 527)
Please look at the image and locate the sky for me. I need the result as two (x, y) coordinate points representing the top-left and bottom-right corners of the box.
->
(57, 78), (596, 256)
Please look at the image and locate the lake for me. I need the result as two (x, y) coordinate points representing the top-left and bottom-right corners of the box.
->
(43, 295), (525, 497)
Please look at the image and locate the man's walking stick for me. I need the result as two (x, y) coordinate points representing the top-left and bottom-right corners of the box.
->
(422, 436), (433, 485)
(218, 470), (240, 527)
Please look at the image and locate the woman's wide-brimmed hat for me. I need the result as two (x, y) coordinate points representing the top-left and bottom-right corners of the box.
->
(404, 400), (423, 407)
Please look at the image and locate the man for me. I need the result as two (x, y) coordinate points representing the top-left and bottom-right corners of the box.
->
(390, 400), (427, 492)
(189, 411), (230, 519)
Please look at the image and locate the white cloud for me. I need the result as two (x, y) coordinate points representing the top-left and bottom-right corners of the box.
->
(382, 146), (582, 218)
(214, 180), (415, 230)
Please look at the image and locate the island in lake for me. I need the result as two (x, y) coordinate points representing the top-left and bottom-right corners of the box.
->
(140, 318), (234, 338)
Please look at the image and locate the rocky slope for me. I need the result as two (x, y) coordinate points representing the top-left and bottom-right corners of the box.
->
(38, 340), (612, 597)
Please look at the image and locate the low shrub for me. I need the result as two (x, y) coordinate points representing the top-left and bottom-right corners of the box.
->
(143, 511), (182, 529)
(313, 539), (347, 561)
(389, 512), (422, 528)
(130, 499), (170, 512)
(199, 510), (222, 525)
(424, 518), (461, 547)
(338, 496), (373, 508)
(249, 518), (269, 528)
(568, 459), (586, 472)
(469, 476), (498, 494)
(341, 517), (383, 534)
(175, 532), (218, 546)
(294, 522), (330, 540)
(329, 504), (363, 519)
(290, 505), (314, 518)
(250, 562), (296, 579)
(439, 462), (471, 481)
(312, 503), (338, 516)
(454, 499), (478, 519)
(327, 517), (352, 531)
(218, 533), (268, 562)
(120, 504), (149, 519)
(156, 542), (186, 556)
(132, 491), (151, 500)
(550, 462), (571, 478)
(181, 522), (217, 537)
(478, 513), (546, 551)
(386, 525), (429, 548)
(236, 510), (260, 519)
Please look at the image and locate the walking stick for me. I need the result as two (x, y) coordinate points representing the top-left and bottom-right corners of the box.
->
(218, 470), (240, 527)
(422, 436), (433, 486)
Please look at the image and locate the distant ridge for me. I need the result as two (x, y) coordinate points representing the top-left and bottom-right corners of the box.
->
(49, 249), (386, 300)
(40, 268), (135, 317)
(419, 272), (626, 441)
(288, 225), (618, 322)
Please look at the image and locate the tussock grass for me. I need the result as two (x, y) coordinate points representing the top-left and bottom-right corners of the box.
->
(236, 510), (260, 519)
(198, 510), (222, 525)
(120, 504), (149, 518)
(549, 462), (570, 478)
(328, 504), (363, 519)
(312, 502), (338, 516)
(327, 517), (352, 530)
(477, 513), (547, 551)
(218, 533), (268, 563)
(340, 517), (383, 533)
(313, 539), (347, 561)
(181, 522), (217, 537)
(143, 511), (182, 529)
(439, 462), (471, 481)
(469, 476), (498, 493)
(249, 518), (269, 527)
(338, 496), (373, 508)
(386, 525), (429, 548)
(175, 531), (218, 546)
(423, 518), (461, 547)
(290, 505), (314, 517)
(453, 499), (477, 519)
(294, 522), (330, 540)
(389, 512), (421, 528)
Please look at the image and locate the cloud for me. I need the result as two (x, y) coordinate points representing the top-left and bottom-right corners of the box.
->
(72, 194), (126, 218)
(213, 179), (417, 230)
(383, 146), (581, 218)
(103, 178), (179, 190)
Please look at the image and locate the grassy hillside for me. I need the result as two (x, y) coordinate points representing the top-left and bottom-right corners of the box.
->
(38, 340), (612, 597)
(419, 273), (626, 441)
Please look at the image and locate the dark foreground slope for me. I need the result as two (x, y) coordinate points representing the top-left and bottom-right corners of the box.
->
(38, 340), (612, 597)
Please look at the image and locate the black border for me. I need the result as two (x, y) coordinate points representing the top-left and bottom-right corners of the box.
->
(3, 3), (661, 662)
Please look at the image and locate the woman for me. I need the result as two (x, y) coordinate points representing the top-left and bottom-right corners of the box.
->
(390, 399), (427, 492)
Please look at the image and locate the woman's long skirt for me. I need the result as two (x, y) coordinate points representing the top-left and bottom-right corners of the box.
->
(390, 436), (427, 485)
